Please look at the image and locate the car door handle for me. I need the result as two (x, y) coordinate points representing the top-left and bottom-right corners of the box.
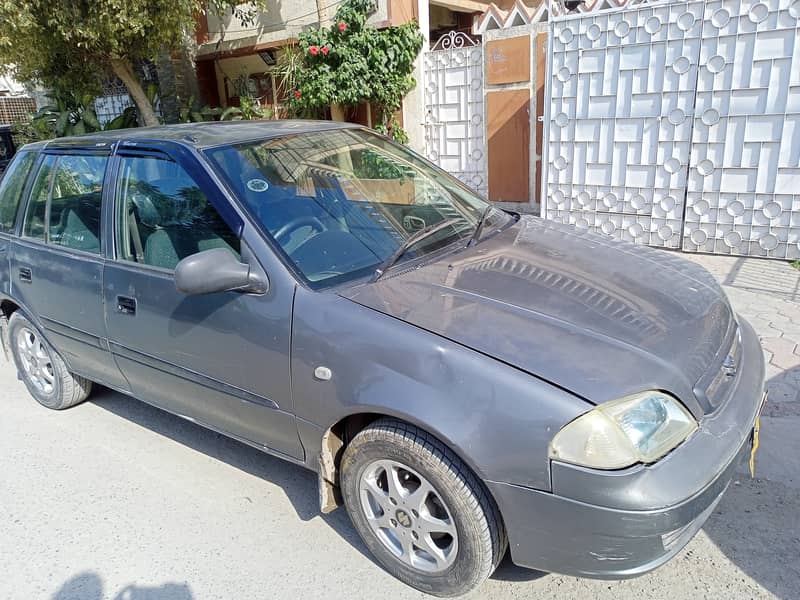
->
(116, 296), (137, 315)
(18, 267), (32, 283)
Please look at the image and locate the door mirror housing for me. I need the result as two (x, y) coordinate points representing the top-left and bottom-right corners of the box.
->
(174, 248), (268, 296)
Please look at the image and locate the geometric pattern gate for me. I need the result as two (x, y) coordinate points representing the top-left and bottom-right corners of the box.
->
(684, 0), (800, 259)
(424, 31), (487, 197)
(543, 0), (800, 260)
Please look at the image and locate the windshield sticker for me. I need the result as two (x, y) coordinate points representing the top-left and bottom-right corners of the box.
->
(246, 178), (269, 192)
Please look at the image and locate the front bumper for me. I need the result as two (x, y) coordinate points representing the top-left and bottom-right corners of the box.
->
(488, 317), (765, 579)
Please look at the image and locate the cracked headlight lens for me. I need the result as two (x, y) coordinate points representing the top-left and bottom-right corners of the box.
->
(548, 391), (698, 470)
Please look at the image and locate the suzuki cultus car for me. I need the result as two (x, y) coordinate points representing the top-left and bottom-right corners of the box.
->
(0, 122), (765, 596)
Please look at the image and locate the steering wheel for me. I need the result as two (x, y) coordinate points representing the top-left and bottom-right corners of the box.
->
(274, 216), (325, 244)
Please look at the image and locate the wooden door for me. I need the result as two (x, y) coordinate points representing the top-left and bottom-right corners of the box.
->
(534, 32), (547, 207)
(487, 89), (530, 203)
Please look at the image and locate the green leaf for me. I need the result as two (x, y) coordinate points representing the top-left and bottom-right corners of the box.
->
(121, 107), (139, 128)
(55, 112), (69, 137)
(103, 114), (126, 130)
(145, 82), (159, 106)
(220, 106), (243, 121)
(82, 108), (101, 131)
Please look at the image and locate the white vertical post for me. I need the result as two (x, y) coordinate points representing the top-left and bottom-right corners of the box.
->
(404, 0), (430, 153)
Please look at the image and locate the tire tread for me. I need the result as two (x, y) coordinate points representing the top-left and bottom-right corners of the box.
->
(8, 312), (92, 410)
(343, 418), (507, 596)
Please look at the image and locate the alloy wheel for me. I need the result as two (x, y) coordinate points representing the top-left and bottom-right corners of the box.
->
(358, 459), (458, 573)
(16, 327), (55, 395)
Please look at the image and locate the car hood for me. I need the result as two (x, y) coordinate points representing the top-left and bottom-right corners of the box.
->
(340, 217), (734, 415)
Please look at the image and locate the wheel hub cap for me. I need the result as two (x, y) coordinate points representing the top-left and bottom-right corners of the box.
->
(395, 509), (412, 528)
(358, 459), (458, 573)
(15, 327), (55, 395)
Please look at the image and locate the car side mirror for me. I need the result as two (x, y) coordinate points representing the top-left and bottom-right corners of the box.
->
(174, 248), (268, 296)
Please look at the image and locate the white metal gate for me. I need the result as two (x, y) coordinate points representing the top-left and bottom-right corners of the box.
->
(684, 0), (800, 258)
(423, 31), (487, 196)
(543, 0), (800, 260)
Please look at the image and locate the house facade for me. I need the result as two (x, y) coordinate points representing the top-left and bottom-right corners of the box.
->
(194, 1), (419, 112)
(191, 1), (498, 148)
(193, 0), (800, 260)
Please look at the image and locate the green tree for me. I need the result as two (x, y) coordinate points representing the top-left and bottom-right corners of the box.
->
(288, 0), (423, 141)
(0, 1), (262, 126)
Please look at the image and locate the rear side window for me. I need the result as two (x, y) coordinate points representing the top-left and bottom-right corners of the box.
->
(0, 151), (37, 233)
(23, 155), (56, 240)
(22, 153), (107, 254)
(116, 155), (240, 270)
(48, 155), (107, 253)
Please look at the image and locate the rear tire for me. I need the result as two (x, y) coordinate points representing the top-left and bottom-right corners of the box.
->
(340, 418), (506, 597)
(8, 312), (92, 410)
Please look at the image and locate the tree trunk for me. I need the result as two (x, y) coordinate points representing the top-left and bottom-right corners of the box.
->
(179, 30), (203, 107)
(110, 57), (159, 127)
(156, 51), (181, 124)
(316, 0), (331, 27)
(330, 103), (346, 122)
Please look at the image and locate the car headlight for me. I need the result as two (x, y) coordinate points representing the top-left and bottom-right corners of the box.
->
(548, 391), (698, 470)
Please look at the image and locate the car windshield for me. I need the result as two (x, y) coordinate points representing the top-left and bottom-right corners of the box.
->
(205, 128), (512, 289)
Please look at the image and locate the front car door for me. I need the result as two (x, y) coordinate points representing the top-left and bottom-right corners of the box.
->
(102, 143), (303, 460)
(9, 149), (127, 390)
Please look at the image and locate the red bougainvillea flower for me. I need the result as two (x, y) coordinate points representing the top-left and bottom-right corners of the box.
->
(309, 45), (319, 55)
(321, 45), (329, 55)
(294, 90), (302, 98)
(338, 21), (347, 31)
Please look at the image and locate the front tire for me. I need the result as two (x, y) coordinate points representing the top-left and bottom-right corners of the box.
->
(340, 419), (507, 597)
(8, 312), (92, 410)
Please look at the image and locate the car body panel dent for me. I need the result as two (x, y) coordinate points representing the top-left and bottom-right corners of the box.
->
(291, 286), (591, 490)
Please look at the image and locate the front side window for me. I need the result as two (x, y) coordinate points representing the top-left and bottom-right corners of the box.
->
(116, 155), (240, 271)
(205, 128), (512, 289)
(0, 151), (37, 233)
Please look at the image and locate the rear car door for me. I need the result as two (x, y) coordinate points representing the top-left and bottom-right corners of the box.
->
(9, 149), (127, 389)
(0, 151), (38, 300)
(103, 144), (302, 460)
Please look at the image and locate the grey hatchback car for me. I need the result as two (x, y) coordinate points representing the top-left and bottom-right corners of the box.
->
(0, 121), (765, 596)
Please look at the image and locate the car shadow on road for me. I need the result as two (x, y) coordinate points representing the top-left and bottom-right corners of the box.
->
(89, 386), (551, 584)
(701, 366), (800, 600)
(52, 572), (193, 600)
(89, 386), (380, 569)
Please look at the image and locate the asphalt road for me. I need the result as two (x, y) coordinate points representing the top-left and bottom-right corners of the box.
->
(1, 356), (797, 600)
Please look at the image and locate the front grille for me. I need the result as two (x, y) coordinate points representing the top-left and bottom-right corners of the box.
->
(695, 322), (742, 412)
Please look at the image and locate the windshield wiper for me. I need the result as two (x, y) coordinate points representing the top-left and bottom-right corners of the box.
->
(371, 217), (463, 282)
(467, 204), (493, 248)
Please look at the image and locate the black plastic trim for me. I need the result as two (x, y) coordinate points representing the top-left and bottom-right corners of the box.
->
(108, 341), (279, 410)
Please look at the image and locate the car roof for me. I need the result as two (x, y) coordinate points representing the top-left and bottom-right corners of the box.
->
(21, 120), (362, 152)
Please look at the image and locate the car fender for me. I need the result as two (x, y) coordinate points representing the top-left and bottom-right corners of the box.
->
(291, 287), (591, 491)
(0, 291), (46, 362)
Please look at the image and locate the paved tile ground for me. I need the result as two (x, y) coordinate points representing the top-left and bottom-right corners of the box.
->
(684, 254), (800, 412)
(0, 252), (798, 600)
